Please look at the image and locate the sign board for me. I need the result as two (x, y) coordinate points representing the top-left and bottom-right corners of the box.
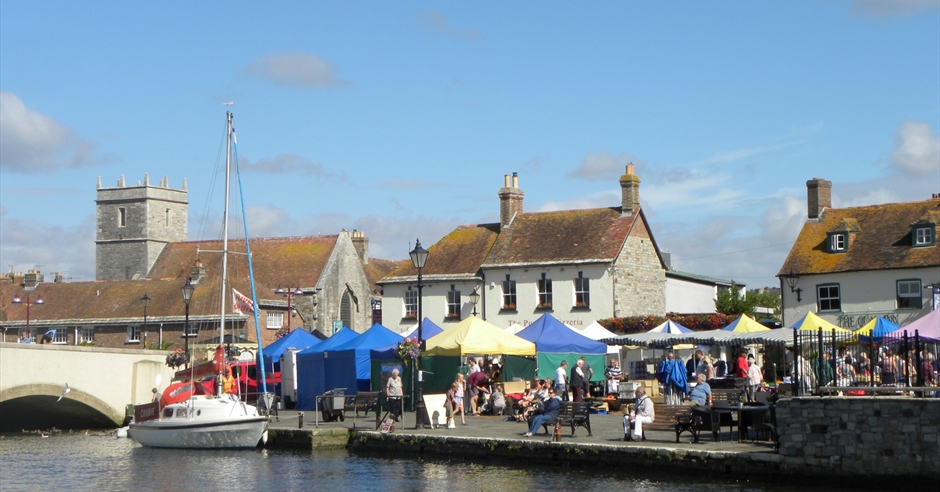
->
(134, 402), (160, 423)
(379, 418), (395, 434)
(332, 320), (343, 335)
(422, 393), (448, 428)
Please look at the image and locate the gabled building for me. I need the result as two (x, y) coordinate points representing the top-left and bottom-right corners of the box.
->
(778, 178), (940, 329)
(1, 175), (400, 348)
(664, 269), (746, 315)
(379, 166), (668, 330)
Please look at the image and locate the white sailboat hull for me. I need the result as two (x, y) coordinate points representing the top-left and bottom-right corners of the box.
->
(129, 395), (268, 449)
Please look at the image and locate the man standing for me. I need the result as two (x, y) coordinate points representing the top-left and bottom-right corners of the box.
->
(580, 356), (594, 397)
(735, 350), (749, 379)
(624, 387), (654, 441)
(747, 355), (762, 402)
(555, 360), (569, 401)
(605, 359), (624, 395)
(570, 359), (587, 402)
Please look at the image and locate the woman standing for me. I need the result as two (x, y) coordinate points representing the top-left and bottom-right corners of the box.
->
(386, 368), (404, 422)
(453, 373), (467, 425)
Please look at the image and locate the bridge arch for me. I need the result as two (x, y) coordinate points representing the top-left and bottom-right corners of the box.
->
(0, 383), (124, 431)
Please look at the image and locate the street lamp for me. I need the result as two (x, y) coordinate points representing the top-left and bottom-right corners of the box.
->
(181, 277), (195, 365)
(469, 287), (480, 317)
(409, 238), (429, 429)
(140, 293), (150, 348)
(274, 285), (309, 331)
(11, 294), (44, 342)
(782, 270), (802, 302)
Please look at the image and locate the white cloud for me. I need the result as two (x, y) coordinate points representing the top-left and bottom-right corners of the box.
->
(0, 214), (96, 281)
(243, 52), (349, 89)
(0, 92), (111, 173)
(847, 0), (940, 17)
(421, 10), (481, 41)
(890, 120), (940, 177)
(566, 151), (643, 182)
(239, 154), (349, 182)
(380, 179), (450, 189)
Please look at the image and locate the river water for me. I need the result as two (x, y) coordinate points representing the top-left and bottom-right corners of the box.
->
(1, 433), (832, 491)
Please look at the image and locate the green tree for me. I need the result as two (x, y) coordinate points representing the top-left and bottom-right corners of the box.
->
(747, 288), (781, 320)
(715, 282), (753, 316)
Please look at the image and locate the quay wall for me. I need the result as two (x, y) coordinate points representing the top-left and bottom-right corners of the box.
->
(776, 397), (939, 477)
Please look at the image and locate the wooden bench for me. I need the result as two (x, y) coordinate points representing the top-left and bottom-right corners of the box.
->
(344, 391), (380, 418)
(540, 401), (592, 437)
(643, 404), (691, 432)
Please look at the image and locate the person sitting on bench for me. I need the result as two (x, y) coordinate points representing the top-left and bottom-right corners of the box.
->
(624, 387), (654, 441)
(688, 374), (713, 407)
(522, 387), (560, 437)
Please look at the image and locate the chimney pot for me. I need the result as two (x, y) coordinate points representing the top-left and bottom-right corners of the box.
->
(499, 173), (524, 230)
(806, 178), (832, 219)
(619, 164), (640, 217)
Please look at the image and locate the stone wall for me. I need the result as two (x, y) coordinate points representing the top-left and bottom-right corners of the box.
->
(777, 397), (940, 477)
(612, 230), (665, 317)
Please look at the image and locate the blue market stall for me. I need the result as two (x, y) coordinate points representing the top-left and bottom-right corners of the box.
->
(295, 327), (359, 410)
(516, 313), (607, 382)
(322, 323), (404, 396)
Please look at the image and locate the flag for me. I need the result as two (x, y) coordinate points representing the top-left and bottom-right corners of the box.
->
(233, 288), (254, 314)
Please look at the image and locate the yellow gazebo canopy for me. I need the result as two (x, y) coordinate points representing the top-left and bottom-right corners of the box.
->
(722, 313), (772, 333)
(424, 315), (536, 356)
(789, 311), (853, 333)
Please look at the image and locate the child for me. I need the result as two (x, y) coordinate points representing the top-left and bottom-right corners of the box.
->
(445, 383), (458, 429)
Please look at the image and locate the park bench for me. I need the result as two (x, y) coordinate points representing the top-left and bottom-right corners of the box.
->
(344, 391), (380, 418)
(675, 405), (722, 443)
(540, 401), (593, 437)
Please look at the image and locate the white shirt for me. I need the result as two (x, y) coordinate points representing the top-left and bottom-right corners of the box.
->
(555, 367), (567, 385)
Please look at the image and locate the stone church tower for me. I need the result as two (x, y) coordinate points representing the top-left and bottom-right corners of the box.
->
(95, 174), (188, 280)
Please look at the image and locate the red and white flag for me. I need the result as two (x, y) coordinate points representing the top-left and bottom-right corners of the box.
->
(233, 289), (254, 314)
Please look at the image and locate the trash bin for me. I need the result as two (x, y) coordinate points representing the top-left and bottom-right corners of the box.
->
(321, 389), (346, 422)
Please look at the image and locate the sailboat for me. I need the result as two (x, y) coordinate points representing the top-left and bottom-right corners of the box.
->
(129, 112), (269, 449)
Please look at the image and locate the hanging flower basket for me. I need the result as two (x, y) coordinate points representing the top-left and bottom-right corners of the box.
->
(396, 337), (421, 366)
(165, 348), (189, 369)
(275, 326), (290, 340)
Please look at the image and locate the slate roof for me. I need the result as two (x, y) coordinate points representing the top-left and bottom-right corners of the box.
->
(381, 207), (644, 282)
(780, 199), (940, 276)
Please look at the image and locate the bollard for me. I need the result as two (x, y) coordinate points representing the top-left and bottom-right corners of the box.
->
(298, 412), (304, 429)
(553, 422), (562, 442)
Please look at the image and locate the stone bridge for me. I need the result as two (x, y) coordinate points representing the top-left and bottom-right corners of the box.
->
(0, 343), (176, 431)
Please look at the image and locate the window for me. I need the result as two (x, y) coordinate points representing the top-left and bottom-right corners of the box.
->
(127, 324), (140, 343)
(446, 286), (461, 318)
(52, 328), (67, 344)
(79, 326), (94, 344)
(404, 290), (418, 318)
(829, 233), (846, 252)
(119, 207), (127, 227)
(574, 272), (590, 308)
(817, 284), (841, 312)
(183, 321), (197, 338)
(166, 208), (171, 227)
(502, 275), (517, 310)
(266, 311), (283, 329)
(537, 273), (553, 309)
(897, 279), (923, 309)
(914, 227), (935, 247)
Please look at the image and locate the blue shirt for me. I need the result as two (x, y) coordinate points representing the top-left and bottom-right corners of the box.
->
(689, 382), (711, 405)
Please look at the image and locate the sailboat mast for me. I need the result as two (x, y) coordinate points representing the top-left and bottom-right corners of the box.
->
(220, 111), (233, 361)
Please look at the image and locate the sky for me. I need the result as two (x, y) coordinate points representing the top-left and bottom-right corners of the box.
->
(1, 1), (939, 289)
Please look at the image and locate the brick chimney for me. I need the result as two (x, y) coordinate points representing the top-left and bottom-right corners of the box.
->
(190, 260), (207, 284)
(806, 178), (832, 219)
(619, 164), (640, 217)
(23, 269), (43, 290)
(351, 230), (369, 265)
(499, 172), (524, 230)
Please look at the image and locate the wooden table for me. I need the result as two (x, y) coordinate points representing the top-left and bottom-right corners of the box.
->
(710, 404), (770, 442)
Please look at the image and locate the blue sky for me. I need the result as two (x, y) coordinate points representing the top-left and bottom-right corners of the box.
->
(1, 1), (938, 289)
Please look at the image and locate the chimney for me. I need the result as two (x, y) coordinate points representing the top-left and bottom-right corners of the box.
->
(190, 260), (207, 284)
(23, 269), (43, 290)
(498, 172), (524, 230)
(351, 230), (369, 265)
(806, 178), (832, 219)
(54, 272), (63, 283)
(619, 164), (640, 217)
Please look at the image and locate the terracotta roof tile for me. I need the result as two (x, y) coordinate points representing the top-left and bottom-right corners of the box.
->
(384, 224), (500, 280)
(780, 199), (940, 275)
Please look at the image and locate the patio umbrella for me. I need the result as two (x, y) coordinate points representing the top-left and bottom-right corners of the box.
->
(855, 316), (901, 343)
(888, 309), (940, 342)
(789, 311), (853, 333)
(722, 314), (771, 333)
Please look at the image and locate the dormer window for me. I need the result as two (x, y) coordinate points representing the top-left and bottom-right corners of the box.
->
(913, 226), (935, 247)
(829, 233), (847, 252)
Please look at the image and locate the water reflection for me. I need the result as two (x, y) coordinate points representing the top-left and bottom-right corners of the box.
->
(0, 434), (832, 491)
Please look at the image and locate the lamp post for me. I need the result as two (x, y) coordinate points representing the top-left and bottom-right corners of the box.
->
(12, 294), (44, 342)
(181, 277), (195, 365)
(274, 285), (309, 331)
(409, 239), (429, 429)
(782, 270), (802, 302)
(140, 294), (150, 349)
(469, 287), (480, 317)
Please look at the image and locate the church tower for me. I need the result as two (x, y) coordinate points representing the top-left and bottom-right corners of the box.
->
(95, 174), (188, 280)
